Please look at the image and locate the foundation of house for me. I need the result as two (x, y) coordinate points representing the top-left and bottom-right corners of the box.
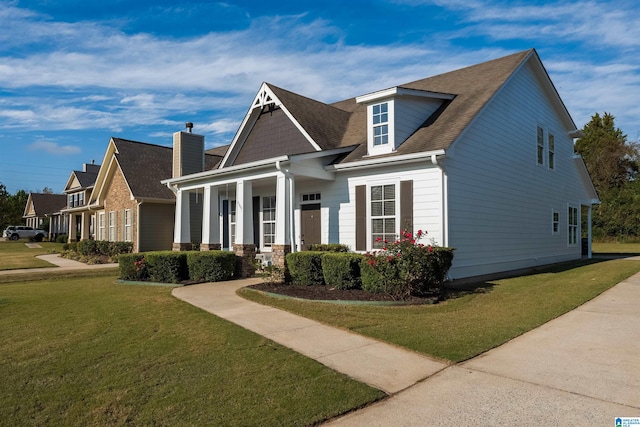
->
(172, 242), (193, 251)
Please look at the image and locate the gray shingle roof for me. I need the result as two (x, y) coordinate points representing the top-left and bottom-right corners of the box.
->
(240, 49), (534, 165)
(112, 138), (220, 200)
(72, 170), (99, 189)
(27, 193), (67, 216)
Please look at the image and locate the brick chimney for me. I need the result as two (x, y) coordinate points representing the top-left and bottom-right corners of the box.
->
(173, 123), (205, 178)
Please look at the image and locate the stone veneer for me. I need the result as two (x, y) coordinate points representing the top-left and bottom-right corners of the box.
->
(173, 242), (193, 251)
(233, 244), (256, 278)
(271, 244), (291, 269)
(101, 166), (138, 250)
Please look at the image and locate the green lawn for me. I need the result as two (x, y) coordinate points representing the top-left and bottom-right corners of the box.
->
(0, 240), (64, 270)
(240, 258), (640, 362)
(593, 241), (640, 254)
(0, 271), (383, 426)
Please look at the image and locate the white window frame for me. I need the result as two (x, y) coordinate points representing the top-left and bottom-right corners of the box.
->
(262, 196), (276, 249)
(568, 205), (578, 246)
(98, 212), (105, 240)
(108, 211), (117, 242)
(229, 200), (236, 247)
(368, 182), (399, 249)
(537, 126), (545, 166)
(123, 209), (132, 242)
(548, 133), (555, 170)
(552, 209), (559, 235)
(367, 100), (395, 156)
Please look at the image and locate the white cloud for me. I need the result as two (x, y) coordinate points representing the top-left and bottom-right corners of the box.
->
(28, 140), (81, 155)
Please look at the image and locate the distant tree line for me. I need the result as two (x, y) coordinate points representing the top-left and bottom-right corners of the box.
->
(0, 183), (29, 231)
(575, 112), (640, 241)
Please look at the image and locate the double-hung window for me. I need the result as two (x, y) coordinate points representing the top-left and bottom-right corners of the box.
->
(537, 126), (544, 165)
(548, 133), (555, 170)
(373, 103), (389, 146)
(262, 196), (276, 248)
(552, 210), (559, 234)
(371, 184), (396, 248)
(108, 211), (117, 242)
(230, 201), (236, 246)
(568, 206), (578, 246)
(98, 212), (105, 240)
(123, 209), (132, 242)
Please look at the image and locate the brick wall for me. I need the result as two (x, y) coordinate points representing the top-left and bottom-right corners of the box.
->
(103, 165), (138, 250)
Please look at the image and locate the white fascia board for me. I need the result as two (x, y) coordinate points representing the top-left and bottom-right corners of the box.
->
(162, 155), (290, 187)
(289, 146), (357, 162)
(356, 87), (455, 104)
(327, 150), (446, 171)
(573, 155), (600, 203)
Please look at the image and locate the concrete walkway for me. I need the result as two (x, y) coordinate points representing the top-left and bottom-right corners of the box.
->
(172, 279), (448, 394)
(0, 253), (118, 275)
(173, 272), (640, 426)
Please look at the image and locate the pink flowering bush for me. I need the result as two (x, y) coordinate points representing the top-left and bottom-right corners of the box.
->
(362, 230), (454, 300)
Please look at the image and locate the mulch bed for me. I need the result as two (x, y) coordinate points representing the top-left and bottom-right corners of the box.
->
(248, 282), (440, 304)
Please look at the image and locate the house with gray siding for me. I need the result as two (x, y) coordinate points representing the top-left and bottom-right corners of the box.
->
(163, 49), (599, 281)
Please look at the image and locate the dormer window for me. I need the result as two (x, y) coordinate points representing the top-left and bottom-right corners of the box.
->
(373, 103), (389, 146)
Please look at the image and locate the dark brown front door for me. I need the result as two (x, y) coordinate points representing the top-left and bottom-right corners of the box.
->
(301, 203), (321, 250)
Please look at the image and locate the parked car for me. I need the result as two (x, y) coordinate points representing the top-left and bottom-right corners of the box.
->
(2, 226), (46, 241)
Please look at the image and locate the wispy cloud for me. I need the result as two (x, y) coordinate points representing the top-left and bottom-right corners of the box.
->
(28, 141), (81, 155)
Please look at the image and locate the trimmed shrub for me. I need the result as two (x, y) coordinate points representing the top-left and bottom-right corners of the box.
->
(55, 234), (68, 243)
(187, 251), (236, 282)
(306, 243), (350, 253)
(109, 241), (133, 257)
(322, 253), (363, 290)
(145, 251), (189, 284)
(62, 242), (78, 252)
(119, 253), (148, 281)
(77, 239), (98, 256)
(285, 251), (324, 286)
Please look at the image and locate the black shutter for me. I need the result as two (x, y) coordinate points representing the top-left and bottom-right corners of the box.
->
(252, 196), (260, 246)
(355, 185), (366, 251)
(400, 180), (413, 234)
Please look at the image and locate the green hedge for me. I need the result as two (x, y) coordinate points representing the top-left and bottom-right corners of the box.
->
(118, 250), (239, 284)
(187, 251), (236, 282)
(322, 253), (363, 290)
(76, 240), (133, 257)
(119, 253), (148, 281)
(286, 252), (324, 286)
(306, 243), (350, 253)
(145, 251), (189, 284)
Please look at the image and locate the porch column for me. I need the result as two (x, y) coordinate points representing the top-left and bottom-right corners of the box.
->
(201, 186), (221, 251)
(80, 211), (91, 240)
(172, 189), (192, 251)
(273, 173), (293, 269)
(234, 180), (255, 277)
(68, 214), (77, 242)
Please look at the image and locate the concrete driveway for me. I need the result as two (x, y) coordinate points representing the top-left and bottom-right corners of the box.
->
(327, 271), (640, 425)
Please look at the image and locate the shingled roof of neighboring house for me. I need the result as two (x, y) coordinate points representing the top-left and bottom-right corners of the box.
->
(24, 193), (67, 217)
(111, 138), (221, 200)
(71, 169), (99, 189)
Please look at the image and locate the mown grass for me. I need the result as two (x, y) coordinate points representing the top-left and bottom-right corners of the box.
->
(0, 270), (383, 426)
(0, 240), (64, 270)
(592, 241), (640, 254)
(240, 258), (640, 362)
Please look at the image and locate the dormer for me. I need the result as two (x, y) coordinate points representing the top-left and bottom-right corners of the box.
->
(356, 87), (455, 156)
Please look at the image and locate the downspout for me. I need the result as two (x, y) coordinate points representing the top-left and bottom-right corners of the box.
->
(275, 160), (296, 253)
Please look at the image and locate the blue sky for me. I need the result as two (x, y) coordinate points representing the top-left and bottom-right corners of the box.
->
(1, 0), (639, 194)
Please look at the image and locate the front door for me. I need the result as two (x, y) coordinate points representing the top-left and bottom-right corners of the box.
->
(301, 203), (321, 251)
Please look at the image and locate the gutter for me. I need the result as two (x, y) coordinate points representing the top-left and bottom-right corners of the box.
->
(326, 150), (446, 171)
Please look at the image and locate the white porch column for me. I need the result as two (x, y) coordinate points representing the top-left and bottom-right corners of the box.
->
(275, 173), (291, 246)
(68, 214), (77, 242)
(235, 180), (253, 245)
(80, 211), (91, 240)
(201, 186), (221, 250)
(173, 189), (192, 251)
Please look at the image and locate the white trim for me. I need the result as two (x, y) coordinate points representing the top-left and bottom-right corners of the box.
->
(356, 86), (455, 104)
(327, 150), (445, 171)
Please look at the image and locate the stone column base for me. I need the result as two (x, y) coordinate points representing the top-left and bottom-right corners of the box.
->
(172, 242), (193, 251)
(271, 244), (291, 269)
(233, 244), (257, 277)
(200, 243), (222, 251)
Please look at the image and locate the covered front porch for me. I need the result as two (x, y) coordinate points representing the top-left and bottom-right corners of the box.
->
(166, 153), (342, 276)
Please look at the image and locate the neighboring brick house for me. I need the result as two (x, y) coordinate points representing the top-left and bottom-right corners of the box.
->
(22, 193), (67, 237)
(86, 136), (222, 252)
